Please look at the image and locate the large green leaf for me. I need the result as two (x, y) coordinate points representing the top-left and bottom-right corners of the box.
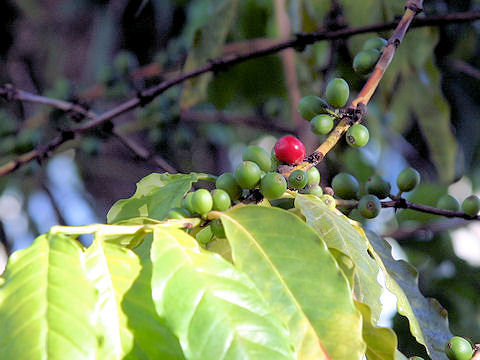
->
(0, 233), (100, 359)
(85, 238), (141, 359)
(123, 235), (185, 360)
(355, 301), (397, 360)
(180, 0), (240, 109)
(150, 227), (295, 360)
(220, 206), (365, 360)
(366, 231), (452, 360)
(295, 195), (384, 323)
(107, 172), (209, 224)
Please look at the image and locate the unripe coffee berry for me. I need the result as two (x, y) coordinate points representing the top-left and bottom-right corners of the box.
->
(332, 172), (359, 200)
(192, 189), (213, 215)
(242, 145), (271, 172)
(274, 136), (306, 165)
(346, 124), (369, 147)
(196, 225), (213, 245)
(235, 161), (262, 189)
(306, 184), (323, 197)
(462, 195), (480, 217)
(260, 172), (287, 200)
(307, 166), (321, 186)
(437, 194), (460, 212)
(366, 175), (391, 199)
(445, 336), (473, 360)
(298, 95), (329, 120)
(363, 36), (387, 52)
(358, 194), (381, 219)
(325, 78), (349, 108)
(310, 114), (334, 135)
(288, 170), (308, 189)
(216, 172), (242, 201)
(396, 167), (420, 192)
(211, 189), (231, 211)
(353, 49), (380, 75)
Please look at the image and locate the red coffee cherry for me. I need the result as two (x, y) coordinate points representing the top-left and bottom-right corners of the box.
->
(274, 136), (306, 165)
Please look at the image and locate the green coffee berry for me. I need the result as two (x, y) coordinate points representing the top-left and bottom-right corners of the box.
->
(353, 49), (380, 75)
(396, 167), (421, 192)
(260, 172), (287, 200)
(325, 78), (350, 108)
(346, 124), (369, 147)
(310, 114), (334, 135)
(358, 194), (381, 219)
(242, 145), (271, 172)
(216, 172), (242, 200)
(166, 207), (192, 219)
(182, 192), (196, 213)
(332, 172), (359, 200)
(306, 184), (323, 197)
(363, 36), (388, 52)
(196, 225), (213, 244)
(462, 195), (480, 217)
(445, 336), (473, 360)
(366, 175), (391, 199)
(211, 189), (231, 211)
(211, 219), (226, 238)
(307, 166), (321, 186)
(437, 194), (460, 212)
(192, 189), (213, 215)
(235, 161), (262, 189)
(298, 95), (330, 120)
(409, 357), (424, 360)
(321, 194), (336, 210)
(288, 170), (308, 189)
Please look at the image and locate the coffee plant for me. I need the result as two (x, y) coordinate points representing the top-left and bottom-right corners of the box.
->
(0, 0), (480, 359)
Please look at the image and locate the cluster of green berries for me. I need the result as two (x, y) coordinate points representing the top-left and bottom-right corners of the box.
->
(332, 167), (421, 219)
(353, 36), (387, 75)
(166, 140), (327, 245)
(298, 78), (370, 148)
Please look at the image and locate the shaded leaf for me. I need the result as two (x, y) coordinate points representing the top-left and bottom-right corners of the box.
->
(180, 0), (240, 109)
(355, 301), (397, 360)
(123, 235), (185, 360)
(85, 238), (141, 359)
(295, 195), (384, 323)
(151, 227), (295, 360)
(221, 206), (365, 360)
(367, 231), (452, 359)
(107, 173), (209, 223)
(0, 233), (100, 359)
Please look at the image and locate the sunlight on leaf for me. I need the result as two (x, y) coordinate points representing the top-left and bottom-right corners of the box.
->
(221, 205), (365, 360)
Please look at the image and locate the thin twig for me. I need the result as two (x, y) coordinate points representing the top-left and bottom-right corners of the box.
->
(448, 58), (480, 81)
(335, 197), (480, 221)
(0, 85), (177, 174)
(1, 9), (480, 177)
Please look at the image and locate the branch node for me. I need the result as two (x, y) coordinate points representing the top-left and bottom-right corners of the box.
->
(60, 130), (75, 142)
(209, 58), (231, 74)
(137, 91), (155, 107)
(405, 1), (423, 14)
(294, 33), (315, 51)
(0, 84), (17, 102)
(306, 151), (323, 165)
